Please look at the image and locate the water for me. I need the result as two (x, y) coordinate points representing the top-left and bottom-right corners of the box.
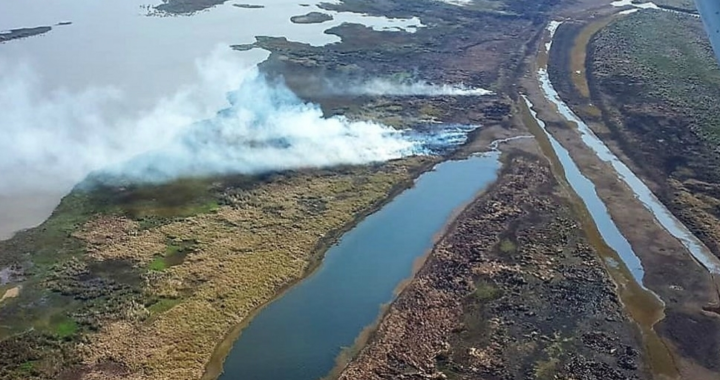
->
(521, 96), (646, 283)
(522, 94), (676, 378)
(218, 154), (501, 380)
(0, 0), (422, 239)
(0, 0), (421, 108)
(537, 66), (720, 274)
(526, 20), (714, 377)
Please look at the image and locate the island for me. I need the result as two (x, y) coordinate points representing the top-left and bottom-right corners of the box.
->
(0, 26), (52, 43)
(290, 11), (334, 24)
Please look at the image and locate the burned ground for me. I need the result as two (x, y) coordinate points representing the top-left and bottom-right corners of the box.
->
(339, 153), (646, 380)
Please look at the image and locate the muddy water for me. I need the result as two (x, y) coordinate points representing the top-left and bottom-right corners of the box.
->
(215, 154), (500, 380)
(0, 0), (422, 239)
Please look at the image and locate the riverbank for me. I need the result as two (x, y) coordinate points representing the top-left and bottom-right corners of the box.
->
(339, 144), (648, 379)
(0, 158), (444, 380)
(524, 5), (720, 379)
(0, 0), (534, 378)
(8, 0), (715, 379)
(338, 1), (720, 379)
(199, 156), (440, 380)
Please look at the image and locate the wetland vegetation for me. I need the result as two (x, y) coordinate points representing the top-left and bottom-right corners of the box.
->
(589, 11), (720, 260)
(0, 158), (437, 380)
(6, 0), (720, 379)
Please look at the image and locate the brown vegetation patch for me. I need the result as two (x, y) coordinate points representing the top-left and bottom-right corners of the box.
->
(339, 154), (645, 380)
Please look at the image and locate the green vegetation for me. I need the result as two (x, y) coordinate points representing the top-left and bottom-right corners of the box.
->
(499, 238), (516, 253)
(148, 257), (168, 272)
(472, 280), (502, 302)
(91, 176), (224, 219)
(51, 316), (78, 339)
(147, 298), (181, 315)
(593, 11), (720, 143)
(590, 10), (720, 255)
(0, 156), (435, 380)
(18, 361), (36, 373)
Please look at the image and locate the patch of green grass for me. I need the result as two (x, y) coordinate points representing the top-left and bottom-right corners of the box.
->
(148, 257), (168, 272)
(52, 316), (78, 339)
(147, 298), (181, 315)
(18, 361), (36, 373)
(499, 238), (516, 253)
(472, 281), (502, 302)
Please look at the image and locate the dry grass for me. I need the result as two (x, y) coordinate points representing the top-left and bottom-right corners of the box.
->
(69, 157), (435, 380)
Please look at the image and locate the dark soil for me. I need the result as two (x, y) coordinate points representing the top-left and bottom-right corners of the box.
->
(155, 0), (227, 15)
(586, 11), (720, 258)
(0, 26), (52, 43)
(290, 12), (333, 24)
(545, 11), (720, 379)
(339, 153), (647, 380)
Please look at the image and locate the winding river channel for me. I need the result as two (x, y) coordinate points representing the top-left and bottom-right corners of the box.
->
(4, 1), (716, 378)
(212, 11), (720, 380)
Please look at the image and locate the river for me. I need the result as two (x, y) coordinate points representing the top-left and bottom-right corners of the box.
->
(214, 154), (501, 380)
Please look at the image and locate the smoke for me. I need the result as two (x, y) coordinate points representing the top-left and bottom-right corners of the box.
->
(340, 78), (493, 97)
(0, 47), (254, 195)
(0, 47), (480, 193)
(100, 72), (422, 183)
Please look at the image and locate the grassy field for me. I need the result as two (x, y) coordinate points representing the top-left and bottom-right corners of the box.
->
(588, 10), (720, 254)
(0, 157), (436, 380)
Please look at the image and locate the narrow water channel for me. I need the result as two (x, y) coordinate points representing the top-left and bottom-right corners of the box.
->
(521, 95), (677, 379)
(216, 154), (501, 380)
(522, 18), (716, 379)
(537, 67), (720, 275)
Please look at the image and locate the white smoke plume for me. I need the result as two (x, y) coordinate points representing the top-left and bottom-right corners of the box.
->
(343, 78), (493, 96)
(0, 47), (254, 194)
(0, 47), (479, 194)
(101, 73), (421, 183)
